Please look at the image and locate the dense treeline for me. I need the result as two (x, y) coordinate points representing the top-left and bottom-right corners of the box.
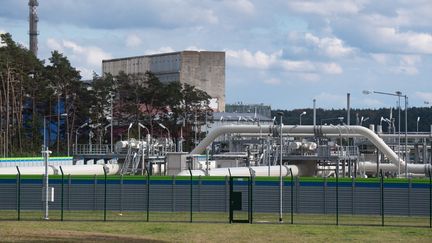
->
(273, 107), (432, 133)
(0, 33), (210, 156)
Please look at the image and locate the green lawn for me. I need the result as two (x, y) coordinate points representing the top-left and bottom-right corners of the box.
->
(0, 220), (431, 242)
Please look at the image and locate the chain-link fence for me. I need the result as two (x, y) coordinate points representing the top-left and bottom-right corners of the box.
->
(0, 170), (431, 227)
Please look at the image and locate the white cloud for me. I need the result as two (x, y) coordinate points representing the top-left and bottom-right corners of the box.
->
(46, 38), (64, 52)
(223, 0), (255, 15)
(372, 27), (432, 54)
(280, 60), (315, 72)
(304, 33), (354, 58)
(370, 53), (421, 75)
(62, 40), (112, 66)
(319, 62), (343, 74)
(263, 78), (281, 85)
(287, 0), (366, 16)
(226, 49), (282, 69)
(415, 92), (432, 103)
(125, 34), (142, 48)
(314, 92), (348, 108)
(227, 49), (343, 76)
(185, 46), (206, 51)
(144, 46), (176, 55)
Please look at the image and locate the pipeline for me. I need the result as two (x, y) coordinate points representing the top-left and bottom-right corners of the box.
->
(178, 165), (299, 177)
(191, 125), (407, 172)
(0, 164), (120, 175)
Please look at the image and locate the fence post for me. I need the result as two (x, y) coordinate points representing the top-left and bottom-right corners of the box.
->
(120, 174), (123, 215)
(380, 169), (384, 227)
(16, 166), (21, 221)
(335, 169), (339, 226)
(59, 166), (64, 221)
(429, 167), (431, 228)
(145, 166), (150, 222)
(290, 168), (293, 225)
(189, 168), (193, 223)
(103, 166), (107, 222)
(323, 176), (327, 214)
(248, 167), (254, 224)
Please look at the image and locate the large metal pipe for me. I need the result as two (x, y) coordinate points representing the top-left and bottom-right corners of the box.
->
(0, 164), (120, 175)
(178, 165), (299, 177)
(190, 125), (407, 172)
(359, 161), (430, 175)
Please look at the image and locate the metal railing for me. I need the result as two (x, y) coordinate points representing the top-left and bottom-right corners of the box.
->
(74, 144), (112, 155)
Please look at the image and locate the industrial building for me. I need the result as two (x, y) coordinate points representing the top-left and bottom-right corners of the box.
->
(225, 103), (272, 118)
(102, 51), (225, 111)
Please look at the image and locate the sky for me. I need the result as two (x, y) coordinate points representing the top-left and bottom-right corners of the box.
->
(1, 0), (432, 110)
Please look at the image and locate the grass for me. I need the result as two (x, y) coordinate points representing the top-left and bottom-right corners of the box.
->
(0, 220), (432, 242)
(0, 211), (431, 242)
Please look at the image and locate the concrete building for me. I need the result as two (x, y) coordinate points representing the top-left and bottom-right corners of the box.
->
(225, 102), (272, 118)
(102, 51), (225, 111)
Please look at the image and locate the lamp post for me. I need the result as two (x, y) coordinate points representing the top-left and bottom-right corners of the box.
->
(363, 90), (408, 177)
(360, 116), (369, 126)
(277, 111), (283, 223)
(43, 113), (67, 220)
(75, 122), (88, 155)
(299, 111), (306, 125)
(321, 117), (344, 125)
(127, 122), (133, 141)
(157, 122), (170, 140)
(138, 122), (149, 141)
(416, 117), (420, 134)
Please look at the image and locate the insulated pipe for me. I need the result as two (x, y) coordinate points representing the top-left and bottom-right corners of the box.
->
(0, 164), (120, 175)
(190, 125), (407, 172)
(177, 165), (299, 177)
(359, 162), (431, 175)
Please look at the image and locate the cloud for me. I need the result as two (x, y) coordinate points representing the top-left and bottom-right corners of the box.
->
(286, 0), (366, 16)
(319, 62), (343, 74)
(370, 53), (421, 75)
(45, 38), (112, 78)
(125, 34), (142, 48)
(46, 38), (64, 52)
(227, 49), (344, 79)
(263, 78), (282, 85)
(226, 49), (282, 69)
(304, 33), (354, 58)
(314, 92), (348, 108)
(373, 27), (432, 54)
(62, 40), (112, 66)
(415, 92), (432, 102)
(223, 0), (255, 15)
(144, 46), (176, 55)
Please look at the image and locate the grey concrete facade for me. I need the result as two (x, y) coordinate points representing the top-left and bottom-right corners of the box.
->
(102, 51), (225, 111)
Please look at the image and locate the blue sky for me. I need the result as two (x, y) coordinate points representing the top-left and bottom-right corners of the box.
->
(1, 0), (431, 110)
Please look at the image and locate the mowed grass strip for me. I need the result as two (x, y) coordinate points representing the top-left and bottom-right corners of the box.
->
(1, 220), (432, 243)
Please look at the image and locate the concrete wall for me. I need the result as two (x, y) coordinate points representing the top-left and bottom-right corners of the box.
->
(102, 51), (225, 111)
(180, 51), (225, 111)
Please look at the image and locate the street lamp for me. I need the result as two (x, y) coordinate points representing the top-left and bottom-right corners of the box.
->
(321, 117), (344, 125)
(416, 117), (420, 134)
(299, 111), (306, 125)
(138, 122), (149, 141)
(277, 111), (283, 223)
(75, 122), (88, 155)
(157, 122), (170, 140)
(43, 113), (67, 220)
(127, 122), (134, 141)
(363, 90), (408, 177)
(360, 116), (369, 126)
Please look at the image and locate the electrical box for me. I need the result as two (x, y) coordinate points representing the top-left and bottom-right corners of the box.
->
(42, 187), (54, 202)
